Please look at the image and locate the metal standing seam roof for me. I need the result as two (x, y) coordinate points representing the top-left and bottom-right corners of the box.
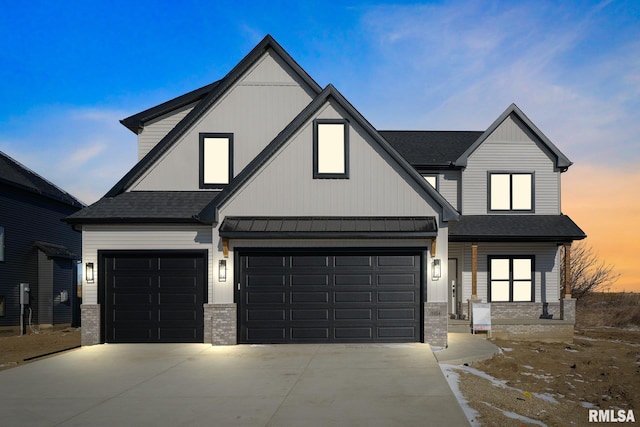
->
(448, 215), (586, 242)
(218, 216), (438, 238)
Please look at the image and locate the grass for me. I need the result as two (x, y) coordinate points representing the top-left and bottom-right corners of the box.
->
(576, 292), (640, 328)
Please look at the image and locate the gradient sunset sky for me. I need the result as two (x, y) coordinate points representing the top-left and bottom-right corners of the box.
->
(1, 1), (638, 291)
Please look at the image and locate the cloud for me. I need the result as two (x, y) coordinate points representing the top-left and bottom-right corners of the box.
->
(0, 105), (136, 205)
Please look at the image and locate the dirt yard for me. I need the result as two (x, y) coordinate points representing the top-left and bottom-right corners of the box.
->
(0, 328), (80, 370)
(445, 293), (640, 426)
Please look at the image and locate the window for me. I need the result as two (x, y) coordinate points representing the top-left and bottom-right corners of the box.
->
(200, 133), (233, 188)
(313, 119), (349, 179)
(0, 226), (4, 262)
(0, 296), (4, 317)
(422, 175), (438, 190)
(489, 256), (534, 302)
(489, 172), (533, 211)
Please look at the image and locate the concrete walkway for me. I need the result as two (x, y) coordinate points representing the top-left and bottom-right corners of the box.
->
(434, 332), (501, 365)
(0, 343), (471, 427)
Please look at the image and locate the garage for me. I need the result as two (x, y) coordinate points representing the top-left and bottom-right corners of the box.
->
(101, 251), (206, 343)
(238, 250), (423, 343)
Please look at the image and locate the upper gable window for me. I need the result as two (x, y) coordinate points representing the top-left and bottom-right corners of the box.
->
(313, 119), (349, 179)
(489, 172), (533, 211)
(200, 133), (233, 189)
(423, 175), (438, 190)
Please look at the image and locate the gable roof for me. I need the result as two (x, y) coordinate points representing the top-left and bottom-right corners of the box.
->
(105, 35), (323, 198)
(120, 80), (221, 134)
(0, 150), (85, 208)
(455, 103), (573, 170)
(196, 84), (460, 224)
(379, 131), (483, 168)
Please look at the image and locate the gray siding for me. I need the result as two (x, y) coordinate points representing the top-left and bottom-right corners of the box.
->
(456, 242), (560, 304)
(131, 49), (316, 191)
(81, 225), (213, 305)
(138, 102), (197, 160)
(461, 114), (560, 215)
(423, 170), (460, 211)
(221, 101), (442, 217)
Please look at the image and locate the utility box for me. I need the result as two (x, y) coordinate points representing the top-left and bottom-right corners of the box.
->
(20, 283), (30, 305)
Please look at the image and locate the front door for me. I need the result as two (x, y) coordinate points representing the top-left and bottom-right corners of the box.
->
(448, 258), (458, 317)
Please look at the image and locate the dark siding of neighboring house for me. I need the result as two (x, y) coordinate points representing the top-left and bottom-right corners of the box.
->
(0, 184), (81, 328)
(37, 251), (53, 325)
(53, 258), (74, 324)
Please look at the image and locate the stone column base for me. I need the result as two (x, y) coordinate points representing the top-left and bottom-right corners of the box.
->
(424, 302), (448, 348)
(205, 303), (237, 345)
(560, 298), (576, 323)
(81, 304), (100, 346)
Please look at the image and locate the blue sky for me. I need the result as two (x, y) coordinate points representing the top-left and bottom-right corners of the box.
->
(1, 0), (638, 205)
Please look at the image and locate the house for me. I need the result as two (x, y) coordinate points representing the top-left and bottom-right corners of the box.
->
(0, 150), (85, 333)
(66, 35), (585, 347)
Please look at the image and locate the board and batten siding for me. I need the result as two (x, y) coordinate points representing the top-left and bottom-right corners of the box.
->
(138, 102), (198, 160)
(81, 225), (213, 305)
(130, 49), (316, 192)
(457, 242), (561, 303)
(461, 114), (561, 215)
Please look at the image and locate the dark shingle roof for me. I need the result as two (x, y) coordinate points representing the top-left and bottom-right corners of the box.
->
(65, 191), (217, 224)
(0, 150), (85, 208)
(120, 80), (221, 134)
(449, 215), (586, 242)
(379, 131), (482, 167)
(219, 216), (437, 238)
(34, 241), (79, 260)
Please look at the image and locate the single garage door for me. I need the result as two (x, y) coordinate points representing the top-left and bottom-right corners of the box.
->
(103, 252), (205, 343)
(239, 251), (422, 343)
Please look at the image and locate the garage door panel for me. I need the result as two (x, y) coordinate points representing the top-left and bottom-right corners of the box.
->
(104, 252), (204, 343)
(291, 309), (329, 321)
(335, 274), (372, 286)
(247, 292), (286, 304)
(239, 251), (421, 343)
(247, 309), (286, 321)
(291, 292), (329, 303)
(378, 291), (416, 303)
(292, 328), (329, 340)
(335, 308), (372, 320)
(246, 274), (286, 286)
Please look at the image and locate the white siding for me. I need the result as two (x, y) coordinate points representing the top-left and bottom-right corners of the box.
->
(138, 102), (196, 160)
(81, 225), (213, 304)
(131, 50), (316, 192)
(456, 242), (560, 304)
(462, 114), (560, 215)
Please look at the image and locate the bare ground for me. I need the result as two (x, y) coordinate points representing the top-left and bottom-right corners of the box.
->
(0, 328), (80, 371)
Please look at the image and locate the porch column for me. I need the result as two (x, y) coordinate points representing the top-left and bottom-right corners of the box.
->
(471, 242), (478, 299)
(563, 243), (572, 298)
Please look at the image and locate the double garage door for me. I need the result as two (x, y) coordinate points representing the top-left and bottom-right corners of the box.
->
(239, 251), (422, 343)
(103, 252), (205, 343)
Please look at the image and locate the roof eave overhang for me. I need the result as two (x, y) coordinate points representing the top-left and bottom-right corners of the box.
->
(219, 231), (438, 239)
(63, 217), (202, 225)
(449, 235), (587, 243)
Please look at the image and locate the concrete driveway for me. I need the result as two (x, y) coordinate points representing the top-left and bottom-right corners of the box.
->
(0, 343), (470, 426)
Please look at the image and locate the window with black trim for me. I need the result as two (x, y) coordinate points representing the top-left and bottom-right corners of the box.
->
(488, 255), (534, 302)
(0, 296), (4, 317)
(489, 172), (533, 211)
(0, 226), (4, 262)
(422, 174), (438, 190)
(199, 133), (233, 188)
(313, 119), (349, 179)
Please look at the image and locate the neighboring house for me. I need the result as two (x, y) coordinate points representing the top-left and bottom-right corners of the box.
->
(66, 35), (585, 347)
(0, 150), (84, 332)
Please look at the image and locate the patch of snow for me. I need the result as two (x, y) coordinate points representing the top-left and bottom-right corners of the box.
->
(439, 364), (482, 427)
(565, 348), (579, 352)
(501, 347), (514, 352)
(523, 365), (534, 369)
(581, 401), (598, 409)
(481, 401), (548, 427)
(574, 336), (599, 342)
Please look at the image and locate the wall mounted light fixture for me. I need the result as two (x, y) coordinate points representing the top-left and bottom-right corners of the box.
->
(86, 262), (94, 283)
(218, 259), (227, 282)
(432, 258), (441, 280)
